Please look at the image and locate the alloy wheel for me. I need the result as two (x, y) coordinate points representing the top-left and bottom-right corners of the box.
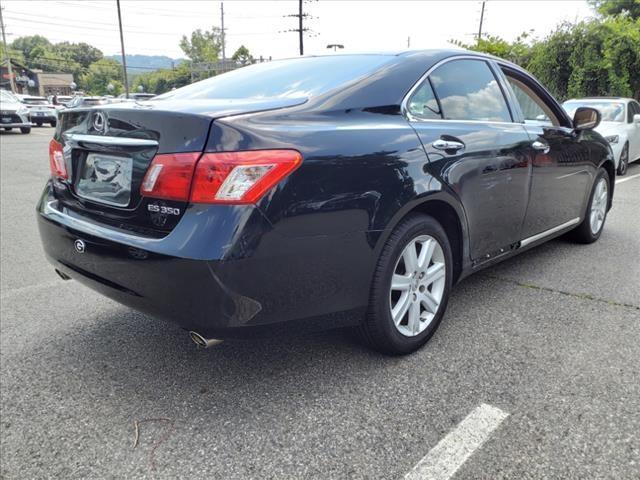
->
(389, 235), (446, 337)
(589, 177), (608, 235)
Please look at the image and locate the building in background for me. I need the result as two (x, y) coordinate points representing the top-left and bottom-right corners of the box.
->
(1, 59), (74, 96)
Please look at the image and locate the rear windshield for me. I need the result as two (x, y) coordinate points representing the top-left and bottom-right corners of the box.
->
(156, 55), (395, 101)
(563, 101), (625, 122)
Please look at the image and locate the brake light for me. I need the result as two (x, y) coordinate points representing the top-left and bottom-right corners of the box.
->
(140, 152), (201, 201)
(140, 150), (302, 204)
(48, 139), (68, 179)
(190, 150), (302, 204)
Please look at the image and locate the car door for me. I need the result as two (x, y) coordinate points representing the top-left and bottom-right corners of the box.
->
(406, 57), (533, 262)
(498, 65), (593, 239)
(628, 101), (640, 160)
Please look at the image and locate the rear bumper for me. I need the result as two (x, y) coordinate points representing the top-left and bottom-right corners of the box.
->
(37, 184), (370, 337)
(1, 122), (30, 128)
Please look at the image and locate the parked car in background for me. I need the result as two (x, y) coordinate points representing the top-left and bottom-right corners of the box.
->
(48, 95), (73, 107)
(563, 98), (640, 175)
(65, 96), (110, 109)
(118, 92), (156, 101)
(38, 51), (615, 354)
(0, 90), (31, 134)
(19, 96), (58, 127)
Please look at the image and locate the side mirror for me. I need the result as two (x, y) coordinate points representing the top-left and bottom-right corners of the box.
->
(573, 107), (601, 131)
(634, 114), (640, 124)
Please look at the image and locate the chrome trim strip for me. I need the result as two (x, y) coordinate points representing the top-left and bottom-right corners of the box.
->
(64, 133), (158, 147)
(520, 217), (580, 247)
(42, 200), (162, 247)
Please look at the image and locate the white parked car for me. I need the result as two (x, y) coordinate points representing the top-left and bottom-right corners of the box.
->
(563, 97), (640, 175)
(0, 90), (31, 134)
(17, 95), (58, 127)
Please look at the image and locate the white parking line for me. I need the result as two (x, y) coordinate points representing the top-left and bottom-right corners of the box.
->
(616, 173), (640, 184)
(404, 404), (509, 480)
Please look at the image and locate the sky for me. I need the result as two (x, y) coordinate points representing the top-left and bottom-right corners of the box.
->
(1, 0), (595, 64)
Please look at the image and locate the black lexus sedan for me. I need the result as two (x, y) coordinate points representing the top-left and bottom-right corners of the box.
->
(37, 50), (614, 354)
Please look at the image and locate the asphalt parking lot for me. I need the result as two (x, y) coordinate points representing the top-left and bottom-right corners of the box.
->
(1, 127), (639, 479)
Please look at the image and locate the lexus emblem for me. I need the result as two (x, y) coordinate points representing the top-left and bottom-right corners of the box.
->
(92, 112), (106, 133)
(74, 239), (86, 253)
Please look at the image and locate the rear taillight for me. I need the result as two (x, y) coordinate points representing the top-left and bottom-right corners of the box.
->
(140, 150), (302, 204)
(191, 150), (302, 204)
(140, 152), (201, 201)
(48, 139), (68, 179)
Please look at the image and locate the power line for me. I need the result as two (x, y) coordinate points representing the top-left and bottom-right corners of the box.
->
(283, 0), (317, 56)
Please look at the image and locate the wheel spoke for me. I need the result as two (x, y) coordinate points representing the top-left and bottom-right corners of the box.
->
(403, 242), (418, 272)
(424, 262), (445, 285)
(421, 291), (439, 313)
(417, 238), (435, 270)
(391, 273), (412, 291)
(408, 301), (421, 334)
(391, 291), (411, 325)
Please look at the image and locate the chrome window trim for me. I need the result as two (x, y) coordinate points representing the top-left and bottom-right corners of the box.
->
(401, 55), (516, 126)
(64, 133), (159, 147)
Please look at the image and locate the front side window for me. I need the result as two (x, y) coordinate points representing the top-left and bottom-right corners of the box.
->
(505, 75), (560, 126)
(427, 59), (511, 122)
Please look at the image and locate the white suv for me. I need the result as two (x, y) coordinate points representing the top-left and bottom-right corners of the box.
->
(563, 97), (640, 175)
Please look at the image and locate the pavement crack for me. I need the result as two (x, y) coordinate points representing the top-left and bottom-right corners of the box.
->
(483, 275), (640, 311)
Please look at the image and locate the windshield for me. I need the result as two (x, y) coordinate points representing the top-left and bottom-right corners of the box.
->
(563, 101), (625, 122)
(156, 55), (395, 101)
(23, 98), (48, 105)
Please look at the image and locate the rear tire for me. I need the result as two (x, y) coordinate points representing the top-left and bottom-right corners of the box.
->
(20, 127), (31, 134)
(4, 127), (12, 131)
(360, 214), (453, 355)
(571, 168), (609, 244)
(616, 143), (628, 176)
(35, 121), (43, 127)
(50, 120), (57, 127)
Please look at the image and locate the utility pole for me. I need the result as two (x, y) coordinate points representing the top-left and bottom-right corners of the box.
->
(116, 0), (129, 98)
(477, 1), (486, 44)
(407, 36), (411, 49)
(0, 4), (16, 93)
(220, 2), (226, 64)
(298, 0), (303, 55)
(284, 0), (313, 56)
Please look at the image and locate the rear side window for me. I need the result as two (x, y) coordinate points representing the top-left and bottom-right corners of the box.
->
(407, 78), (441, 119)
(428, 59), (511, 122)
(628, 101), (640, 123)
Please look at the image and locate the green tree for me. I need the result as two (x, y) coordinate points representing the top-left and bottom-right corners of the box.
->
(231, 45), (254, 66)
(55, 42), (103, 68)
(79, 58), (124, 95)
(590, 0), (640, 19)
(179, 28), (222, 63)
(132, 62), (191, 95)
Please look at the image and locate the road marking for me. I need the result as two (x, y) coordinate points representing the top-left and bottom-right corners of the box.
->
(404, 404), (509, 480)
(616, 173), (640, 184)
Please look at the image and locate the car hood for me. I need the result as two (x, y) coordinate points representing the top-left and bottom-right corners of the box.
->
(595, 121), (624, 137)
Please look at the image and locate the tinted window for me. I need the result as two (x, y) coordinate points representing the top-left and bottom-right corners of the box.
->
(429, 59), (511, 122)
(407, 78), (441, 119)
(505, 75), (559, 126)
(156, 55), (395, 101)
(632, 101), (640, 117)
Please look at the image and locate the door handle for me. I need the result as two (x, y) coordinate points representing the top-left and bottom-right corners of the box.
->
(531, 140), (550, 154)
(432, 139), (465, 151)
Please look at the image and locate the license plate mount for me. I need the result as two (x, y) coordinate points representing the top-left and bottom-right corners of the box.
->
(75, 153), (133, 207)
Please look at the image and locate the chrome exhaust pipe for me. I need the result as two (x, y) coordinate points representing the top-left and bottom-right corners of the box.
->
(189, 331), (223, 348)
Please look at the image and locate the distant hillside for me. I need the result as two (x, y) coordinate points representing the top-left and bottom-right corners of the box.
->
(107, 54), (184, 75)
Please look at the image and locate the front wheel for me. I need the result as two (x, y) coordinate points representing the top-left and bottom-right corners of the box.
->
(4, 127), (12, 131)
(571, 168), (610, 244)
(35, 121), (43, 127)
(20, 127), (31, 134)
(50, 120), (57, 127)
(617, 143), (629, 176)
(360, 214), (453, 355)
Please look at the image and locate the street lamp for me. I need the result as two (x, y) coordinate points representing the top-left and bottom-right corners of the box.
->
(326, 44), (344, 52)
